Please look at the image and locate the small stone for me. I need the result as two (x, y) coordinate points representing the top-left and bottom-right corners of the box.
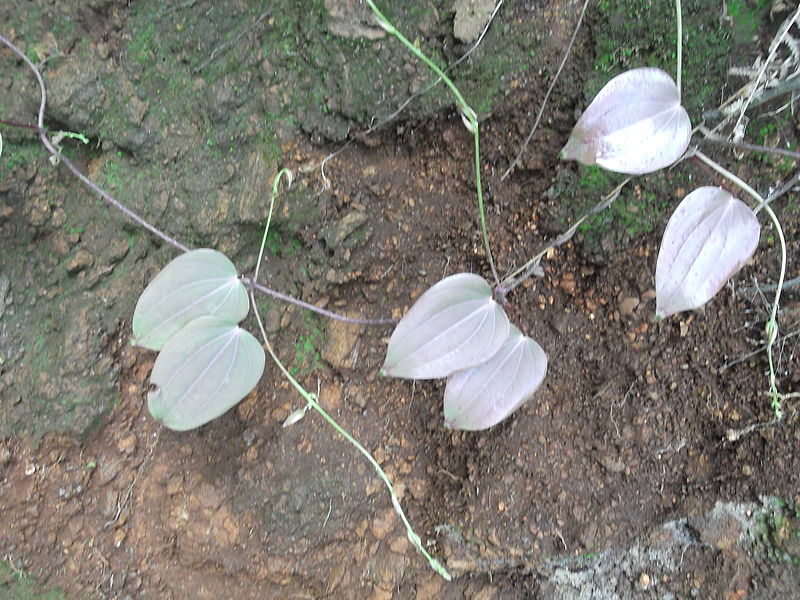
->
(559, 273), (577, 295)
(366, 589), (393, 600)
(264, 308), (282, 333)
(51, 234), (73, 257)
(598, 455), (625, 473)
(96, 456), (123, 485)
(454, 0), (496, 43)
(107, 237), (130, 263)
(117, 434), (137, 454)
(166, 474), (184, 496)
(113, 528), (127, 547)
(319, 211), (367, 248)
(619, 296), (639, 317)
(407, 478), (428, 501)
(322, 317), (362, 369)
(325, 0), (386, 40)
(473, 585), (498, 600)
(66, 249), (95, 273)
(103, 490), (119, 518)
(389, 535), (409, 554)
(639, 572), (651, 589)
(197, 482), (222, 509)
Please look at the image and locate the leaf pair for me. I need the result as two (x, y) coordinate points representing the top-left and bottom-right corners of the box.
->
(132, 249), (265, 431)
(382, 274), (547, 431)
(562, 68), (761, 317)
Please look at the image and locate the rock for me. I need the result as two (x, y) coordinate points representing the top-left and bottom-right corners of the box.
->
(598, 454), (625, 473)
(688, 503), (744, 551)
(319, 211), (368, 248)
(197, 482), (222, 510)
(96, 455), (123, 485)
(166, 474), (184, 496)
(66, 249), (95, 273)
(619, 296), (640, 317)
(117, 434), (137, 454)
(325, 0), (386, 40)
(454, 0), (496, 43)
(0, 445), (10, 466)
(321, 317), (362, 369)
(47, 52), (110, 136)
(106, 237), (130, 264)
(264, 308), (282, 333)
(0, 275), (10, 320)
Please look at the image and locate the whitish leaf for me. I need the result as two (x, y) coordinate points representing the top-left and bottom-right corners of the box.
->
(147, 316), (265, 431)
(132, 249), (249, 350)
(561, 67), (691, 175)
(444, 326), (547, 431)
(382, 273), (510, 379)
(656, 187), (760, 318)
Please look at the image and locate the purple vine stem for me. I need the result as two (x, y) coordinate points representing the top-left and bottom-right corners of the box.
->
(0, 32), (395, 327)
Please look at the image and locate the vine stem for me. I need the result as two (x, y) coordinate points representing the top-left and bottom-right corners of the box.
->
(693, 150), (787, 419)
(0, 32), (392, 326)
(364, 0), (500, 287)
(250, 173), (452, 580)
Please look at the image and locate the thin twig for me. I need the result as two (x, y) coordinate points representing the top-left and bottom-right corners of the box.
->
(501, 177), (630, 293)
(731, 5), (800, 137)
(501, 0), (590, 180)
(702, 75), (800, 122)
(739, 275), (800, 295)
(316, 1), (505, 190)
(698, 136), (800, 160)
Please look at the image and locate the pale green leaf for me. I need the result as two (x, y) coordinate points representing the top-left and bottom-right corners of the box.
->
(147, 316), (265, 431)
(382, 273), (509, 379)
(132, 249), (249, 350)
(443, 326), (547, 431)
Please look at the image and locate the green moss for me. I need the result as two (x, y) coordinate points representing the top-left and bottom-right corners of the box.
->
(0, 142), (43, 179)
(290, 313), (324, 376)
(755, 498), (800, 565)
(574, 166), (671, 240)
(262, 229), (303, 258)
(725, 0), (770, 43)
(589, 0), (732, 117)
(0, 562), (64, 599)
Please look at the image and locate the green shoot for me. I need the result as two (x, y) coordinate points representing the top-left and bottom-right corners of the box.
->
(693, 150), (787, 419)
(251, 171), (452, 581)
(364, 0), (499, 287)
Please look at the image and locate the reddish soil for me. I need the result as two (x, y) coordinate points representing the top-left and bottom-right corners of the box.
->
(1, 1), (799, 599)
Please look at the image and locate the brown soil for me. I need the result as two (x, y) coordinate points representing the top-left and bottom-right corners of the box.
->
(1, 1), (800, 599)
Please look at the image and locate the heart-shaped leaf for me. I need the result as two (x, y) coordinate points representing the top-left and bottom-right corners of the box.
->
(132, 249), (249, 350)
(382, 273), (510, 379)
(561, 67), (691, 175)
(147, 316), (266, 431)
(444, 326), (547, 431)
(656, 186), (760, 318)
